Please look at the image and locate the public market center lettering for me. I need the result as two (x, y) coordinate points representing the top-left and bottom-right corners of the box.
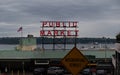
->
(40, 21), (79, 37)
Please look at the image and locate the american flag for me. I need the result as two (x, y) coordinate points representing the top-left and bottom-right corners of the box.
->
(17, 27), (22, 32)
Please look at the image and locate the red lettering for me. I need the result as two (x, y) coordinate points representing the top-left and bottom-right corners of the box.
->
(49, 21), (54, 27)
(47, 30), (52, 36)
(56, 22), (60, 27)
(54, 30), (58, 36)
(40, 21), (79, 37)
(62, 22), (66, 27)
(73, 22), (77, 27)
(40, 30), (45, 36)
(67, 30), (71, 36)
(42, 21), (47, 27)
(60, 30), (65, 36)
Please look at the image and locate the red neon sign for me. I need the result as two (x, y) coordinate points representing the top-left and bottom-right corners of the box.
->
(40, 21), (79, 37)
(42, 21), (77, 27)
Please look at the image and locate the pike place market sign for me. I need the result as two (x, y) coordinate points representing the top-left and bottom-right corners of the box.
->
(40, 21), (79, 37)
(61, 47), (89, 75)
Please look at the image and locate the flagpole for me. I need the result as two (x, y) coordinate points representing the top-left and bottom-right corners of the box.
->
(17, 27), (23, 50)
(21, 28), (23, 38)
(21, 27), (23, 50)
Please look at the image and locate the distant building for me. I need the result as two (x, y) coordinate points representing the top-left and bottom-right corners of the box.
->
(16, 34), (37, 51)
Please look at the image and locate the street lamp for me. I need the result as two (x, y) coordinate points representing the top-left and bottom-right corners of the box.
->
(103, 37), (107, 62)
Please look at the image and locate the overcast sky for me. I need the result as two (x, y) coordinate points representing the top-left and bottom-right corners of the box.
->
(0, 0), (120, 38)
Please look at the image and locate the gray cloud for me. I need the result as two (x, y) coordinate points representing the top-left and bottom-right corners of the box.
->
(0, 0), (120, 38)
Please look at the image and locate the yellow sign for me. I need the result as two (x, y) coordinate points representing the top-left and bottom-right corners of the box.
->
(61, 47), (89, 75)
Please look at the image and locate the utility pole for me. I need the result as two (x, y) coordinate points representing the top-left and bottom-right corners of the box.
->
(103, 37), (107, 62)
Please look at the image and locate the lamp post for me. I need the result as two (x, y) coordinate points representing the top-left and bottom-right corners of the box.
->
(103, 37), (107, 62)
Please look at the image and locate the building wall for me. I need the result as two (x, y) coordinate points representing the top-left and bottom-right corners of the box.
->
(17, 35), (37, 51)
(17, 45), (37, 51)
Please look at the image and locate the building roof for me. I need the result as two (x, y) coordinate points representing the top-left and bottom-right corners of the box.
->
(0, 49), (115, 60)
